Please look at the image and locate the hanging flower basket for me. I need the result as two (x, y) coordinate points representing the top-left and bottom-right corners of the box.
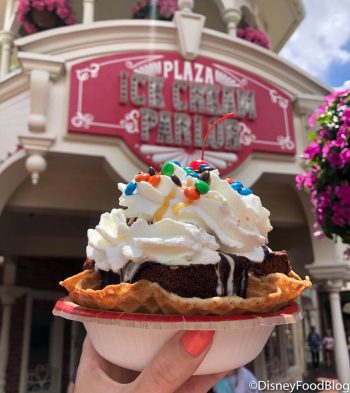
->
(132, 0), (178, 21)
(296, 89), (350, 244)
(17, 0), (75, 33)
(237, 27), (270, 49)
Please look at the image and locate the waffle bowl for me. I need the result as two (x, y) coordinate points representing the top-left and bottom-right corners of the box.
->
(53, 297), (302, 375)
(60, 269), (311, 315)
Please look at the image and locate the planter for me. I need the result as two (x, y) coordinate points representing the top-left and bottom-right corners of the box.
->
(30, 9), (62, 30)
(17, 0), (75, 34)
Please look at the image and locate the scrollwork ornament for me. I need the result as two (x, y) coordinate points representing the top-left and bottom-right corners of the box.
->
(76, 63), (100, 81)
(240, 123), (256, 146)
(71, 112), (94, 129)
(119, 110), (140, 134)
(277, 135), (295, 150)
(270, 90), (289, 109)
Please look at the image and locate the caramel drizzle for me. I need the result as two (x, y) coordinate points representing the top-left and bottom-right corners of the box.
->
(172, 201), (193, 216)
(154, 189), (176, 222)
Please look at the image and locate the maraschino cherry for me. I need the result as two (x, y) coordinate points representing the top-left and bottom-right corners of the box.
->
(188, 113), (236, 172)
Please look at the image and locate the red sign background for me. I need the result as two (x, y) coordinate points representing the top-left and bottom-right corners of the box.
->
(68, 52), (295, 174)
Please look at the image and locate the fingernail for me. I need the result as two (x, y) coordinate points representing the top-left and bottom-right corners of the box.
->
(180, 330), (215, 358)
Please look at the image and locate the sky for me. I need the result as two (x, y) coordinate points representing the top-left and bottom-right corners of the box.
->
(280, 0), (350, 90)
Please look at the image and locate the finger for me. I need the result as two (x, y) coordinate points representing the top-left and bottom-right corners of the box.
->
(175, 372), (228, 393)
(133, 330), (215, 393)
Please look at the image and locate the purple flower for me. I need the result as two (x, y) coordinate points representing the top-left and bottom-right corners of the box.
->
(237, 27), (270, 49)
(339, 148), (350, 168)
(303, 141), (321, 160)
(341, 108), (350, 125)
(296, 174), (306, 190)
(297, 88), (350, 243)
(309, 105), (327, 127)
(335, 184), (350, 203)
(322, 141), (340, 167)
(335, 125), (349, 148)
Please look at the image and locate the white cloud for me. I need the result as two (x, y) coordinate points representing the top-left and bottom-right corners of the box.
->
(334, 80), (350, 90)
(280, 0), (350, 80)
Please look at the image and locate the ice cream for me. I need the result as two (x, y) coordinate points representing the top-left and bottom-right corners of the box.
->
(60, 159), (311, 315)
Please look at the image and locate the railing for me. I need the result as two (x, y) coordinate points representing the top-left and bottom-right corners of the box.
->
(0, 0), (261, 80)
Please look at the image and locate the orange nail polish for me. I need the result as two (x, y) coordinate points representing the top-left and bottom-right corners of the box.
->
(180, 330), (215, 357)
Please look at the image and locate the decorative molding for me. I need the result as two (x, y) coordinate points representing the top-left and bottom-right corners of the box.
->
(174, 11), (206, 60)
(18, 133), (55, 184)
(294, 94), (324, 116)
(28, 70), (50, 133)
(15, 53), (64, 183)
(139, 144), (237, 169)
(27, 364), (52, 393)
(13, 21), (329, 96)
(306, 263), (350, 282)
(18, 134), (55, 155)
(0, 71), (29, 101)
(17, 132), (55, 184)
(326, 279), (345, 293)
(17, 52), (65, 80)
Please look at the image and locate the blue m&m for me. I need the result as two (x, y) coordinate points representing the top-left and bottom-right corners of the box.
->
(231, 181), (243, 191)
(125, 181), (137, 195)
(238, 187), (253, 195)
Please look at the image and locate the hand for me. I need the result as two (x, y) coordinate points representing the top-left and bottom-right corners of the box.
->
(75, 330), (226, 393)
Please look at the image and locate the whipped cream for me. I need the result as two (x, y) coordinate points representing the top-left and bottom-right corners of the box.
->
(87, 209), (220, 273)
(118, 165), (272, 262)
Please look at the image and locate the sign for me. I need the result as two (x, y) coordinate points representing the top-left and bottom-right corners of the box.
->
(68, 52), (295, 175)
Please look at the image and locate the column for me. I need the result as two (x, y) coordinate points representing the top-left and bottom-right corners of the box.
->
(3, 0), (18, 31)
(0, 296), (15, 393)
(221, 7), (242, 36)
(327, 280), (350, 385)
(0, 31), (15, 79)
(83, 0), (95, 24)
(0, 258), (16, 393)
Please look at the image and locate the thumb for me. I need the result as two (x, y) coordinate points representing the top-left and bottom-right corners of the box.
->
(133, 330), (215, 393)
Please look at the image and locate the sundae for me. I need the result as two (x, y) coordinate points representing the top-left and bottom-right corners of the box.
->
(61, 159), (311, 315)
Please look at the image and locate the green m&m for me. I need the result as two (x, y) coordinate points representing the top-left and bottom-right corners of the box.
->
(194, 179), (209, 194)
(161, 161), (175, 176)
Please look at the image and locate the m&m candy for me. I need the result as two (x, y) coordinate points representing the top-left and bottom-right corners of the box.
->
(125, 182), (137, 195)
(161, 161), (175, 176)
(188, 160), (208, 171)
(135, 173), (150, 182)
(239, 187), (253, 195)
(184, 186), (200, 200)
(195, 180), (209, 194)
(148, 175), (161, 187)
(231, 181), (243, 191)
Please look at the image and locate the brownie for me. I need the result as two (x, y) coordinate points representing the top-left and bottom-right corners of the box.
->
(249, 250), (291, 276)
(87, 250), (292, 299)
(83, 259), (95, 270)
(133, 262), (221, 298)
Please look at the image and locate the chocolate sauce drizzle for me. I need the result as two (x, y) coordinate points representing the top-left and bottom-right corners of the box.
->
(85, 247), (290, 300)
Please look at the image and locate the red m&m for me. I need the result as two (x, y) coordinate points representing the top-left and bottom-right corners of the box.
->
(188, 160), (209, 171)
